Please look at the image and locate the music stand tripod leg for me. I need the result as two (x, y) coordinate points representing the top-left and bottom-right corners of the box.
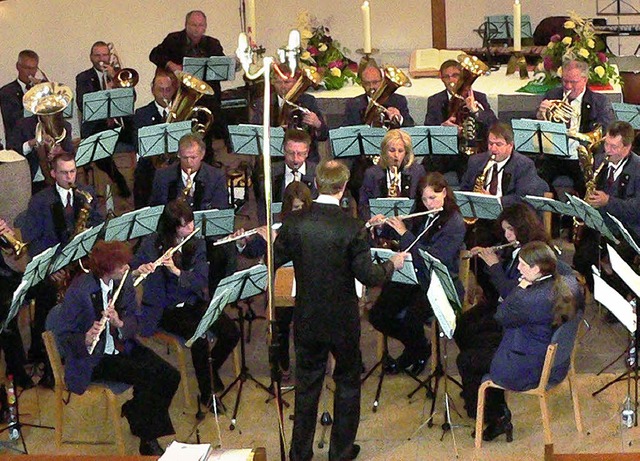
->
(361, 334), (392, 412)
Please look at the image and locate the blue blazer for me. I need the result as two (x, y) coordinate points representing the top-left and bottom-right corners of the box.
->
(358, 163), (426, 220)
(344, 93), (415, 127)
(595, 152), (640, 238)
(0, 80), (25, 136)
(542, 87), (614, 133)
(133, 101), (165, 208)
(56, 273), (141, 394)
(149, 162), (229, 211)
(490, 276), (556, 390)
(398, 208), (466, 295)
(130, 234), (208, 336)
(22, 185), (101, 257)
(460, 151), (549, 208)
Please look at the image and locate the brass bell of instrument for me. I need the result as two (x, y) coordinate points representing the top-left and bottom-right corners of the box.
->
(0, 231), (27, 258)
(23, 82), (73, 145)
(364, 65), (411, 128)
(167, 72), (215, 134)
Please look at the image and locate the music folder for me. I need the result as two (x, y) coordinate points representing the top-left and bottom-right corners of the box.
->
(329, 125), (385, 158)
(370, 248), (418, 285)
(523, 194), (576, 218)
(186, 288), (234, 348)
(228, 124), (285, 156)
(607, 243), (640, 299)
(75, 128), (121, 167)
(453, 191), (503, 221)
(607, 212), (640, 256)
(183, 56), (236, 81)
(82, 88), (135, 122)
(612, 103), (640, 130)
(592, 266), (636, 334)
(565, 194), (618, 243)
(511, 119), (570, 158)
(138, 121), (192, 158)
(426, 268), (457, 339)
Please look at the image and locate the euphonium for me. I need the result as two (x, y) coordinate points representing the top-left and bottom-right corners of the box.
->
(23, 82), (73, 146)
(277, 66), (324, 129)
(542, 93), (574, 124)
(167, 72), (215, 134)
(0, 230), (27, 258)
(106, 42), (139, 88)
(364, 65), (411, 129)
(465, 154), (496, 225)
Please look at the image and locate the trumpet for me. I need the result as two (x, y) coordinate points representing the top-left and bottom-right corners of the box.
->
(105, 42), (139, 88)
(0, 230), (28, 258)
(88, 269), (129, 355)
(213, 223), (283, 246)
(463, 240), (520, 259)
(365, 207), (443, 229)
(133, 227), (200, 287)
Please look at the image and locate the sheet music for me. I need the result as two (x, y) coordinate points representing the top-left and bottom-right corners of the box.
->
(607, 243), (640, 298)
(593, 268), (636, 333)
(427, 270), (456, 339)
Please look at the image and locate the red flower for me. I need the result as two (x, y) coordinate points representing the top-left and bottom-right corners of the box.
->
(543, 56), (555, 71)
(347, 62), (358, 73)
(328, 59), (343, 69)
(308, 46), (319, 56)
(597, 52), (608, 63)
(550, 34), (562, 43)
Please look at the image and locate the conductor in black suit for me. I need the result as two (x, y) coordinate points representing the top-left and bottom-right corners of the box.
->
(133, 71), (177, 208)
(274, 160), (406, 461)
(0, 50), (40, 138)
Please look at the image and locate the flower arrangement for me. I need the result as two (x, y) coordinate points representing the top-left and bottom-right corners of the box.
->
(296, 12), (359, 90)
(539, 11), (619, 88)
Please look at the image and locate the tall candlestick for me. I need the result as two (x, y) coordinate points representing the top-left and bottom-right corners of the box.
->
(513, 0), (522, 52)
(247, 0), (257, 44)
(361, 1), (372, 54)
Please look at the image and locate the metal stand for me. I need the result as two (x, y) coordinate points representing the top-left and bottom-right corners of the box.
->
(409, 327), (466, 457)
(360, 335), (394, 412)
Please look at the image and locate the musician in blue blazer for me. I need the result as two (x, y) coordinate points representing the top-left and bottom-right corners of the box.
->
(56, 241), (179, 455)
(358, 129), (425, 220)
(458, 242), (577, 442)
(149, 133), (228, 211)
(0, 50), (40, 136)
(368, 172), (466, 375)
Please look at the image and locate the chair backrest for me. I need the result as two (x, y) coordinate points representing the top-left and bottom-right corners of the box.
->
(458, 250), (472, 311)
(42, 331), (65, 386)
(548, 312), (582, 387)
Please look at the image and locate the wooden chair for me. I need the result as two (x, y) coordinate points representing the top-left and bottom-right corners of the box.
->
(475, 314), (583, 448)
(543, 191), (554, 239)
(42, 330), (130, 454)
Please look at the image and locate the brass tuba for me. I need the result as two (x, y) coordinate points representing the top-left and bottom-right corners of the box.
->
(0, 230), (27, 258)
(23, 82), (73, 146)
(278, 66), (324, 129)
(364, 65), (411, 129)
(106, 42), (139, 88)
(166, 72), (215, 134)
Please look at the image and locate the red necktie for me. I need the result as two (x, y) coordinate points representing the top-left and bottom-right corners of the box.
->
(65, 190), (73, 215)
(488, 164), (499, 195)
(606, 167), (615, 189)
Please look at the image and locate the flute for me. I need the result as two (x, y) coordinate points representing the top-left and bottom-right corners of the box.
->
(463, 240), (520, 260)
(213, 222), (282, 246)
(133, 227), (200, 287)
(88, 268), (129, 355)
(365, 207), (443, 229)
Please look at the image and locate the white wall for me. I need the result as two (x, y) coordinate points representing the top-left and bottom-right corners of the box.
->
(0, 0), (637, 143)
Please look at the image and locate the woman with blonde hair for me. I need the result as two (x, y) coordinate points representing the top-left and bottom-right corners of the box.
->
(358, 129), (425, 219)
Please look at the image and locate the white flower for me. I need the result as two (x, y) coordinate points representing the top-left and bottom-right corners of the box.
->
(564, 20), (576, 29)
(330, 67), (342, 77)
(562, 36), (572, 46)
(318, 43), (328, 52)
(547, 42), (555, 49)
(556, 67), (563, 78)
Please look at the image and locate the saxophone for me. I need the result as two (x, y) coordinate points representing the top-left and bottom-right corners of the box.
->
(182, 168), (194, 200)
(388, 166), (400, 197)
(465, 154), (495, 225)
(71, 184), (94, 237)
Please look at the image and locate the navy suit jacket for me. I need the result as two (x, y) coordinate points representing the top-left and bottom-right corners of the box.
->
(7, 116), (74, 180)
(56, 273), (141, 394)
(149, 162), (229, 210)
(149, 30), (224, 100)
(460, 151), (549, 208)
(75, 68), (135, 147)
(595, 152), (640, 238)
(542, 87), (614, 133)
(0, 80), (25, 136)
(398, 208), (466, 296)
(344, 93), (415, 127)
(358, 163), (425, 220)
(22, 185), (102, 257)
(131, 234), (208, 336)
(132, 101), (165, 208)
(134, 100), (164, 133)
(251, 93), (328, 164)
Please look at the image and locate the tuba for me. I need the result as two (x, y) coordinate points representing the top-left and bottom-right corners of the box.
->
(167, 72), (215, 134)
(106, 42), (139, 88)
(23, 82), (73, 146)
(448, 54), (488, 155)
(277, 66), (324, 129)
(364, 65), (411, 129)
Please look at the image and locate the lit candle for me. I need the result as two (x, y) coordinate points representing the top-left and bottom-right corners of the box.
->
(361, 1), (372, 54)
(513, 0), (522, 52)
(247, 0), (257, 44)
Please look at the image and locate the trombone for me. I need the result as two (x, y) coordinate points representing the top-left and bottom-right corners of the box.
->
(105, 42), (139, 88)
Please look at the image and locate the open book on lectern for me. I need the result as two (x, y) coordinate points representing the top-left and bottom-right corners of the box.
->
(511, 119), (570, 158)
(138, 121), (192, 158)
(82, 88), (135, 122)
(228, 125), (285, 156)
(75, 128), (121, 167)
(453, 191), (502, 220)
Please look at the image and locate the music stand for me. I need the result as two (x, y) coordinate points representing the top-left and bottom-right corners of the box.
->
(511, 119), (570, 159)
(329, 125), (386, 159)
(82, 88), (134, 122)
(453, 191), (503, 222)
(102, 205), (164, 242)
(183, 57), (236, 82)
(75, 128), (121, 168)
(565, 194), (619, 243)
(608, 213), (640, 256)
(47, 225), (104, 276)
(368, 198), (415, 217)
(194, 209), (235, 238)
(405, 126), (459, 158)
(137, 121), (192, 159)
(612, 103), (640, 130)
(228, 124), (285, 157)
(409, 252), (464, 456)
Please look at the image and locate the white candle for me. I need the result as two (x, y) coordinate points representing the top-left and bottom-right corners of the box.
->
(513, 0), (522, 52)
(247, 0), (257, 44)
(361, 1), (372, 54)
